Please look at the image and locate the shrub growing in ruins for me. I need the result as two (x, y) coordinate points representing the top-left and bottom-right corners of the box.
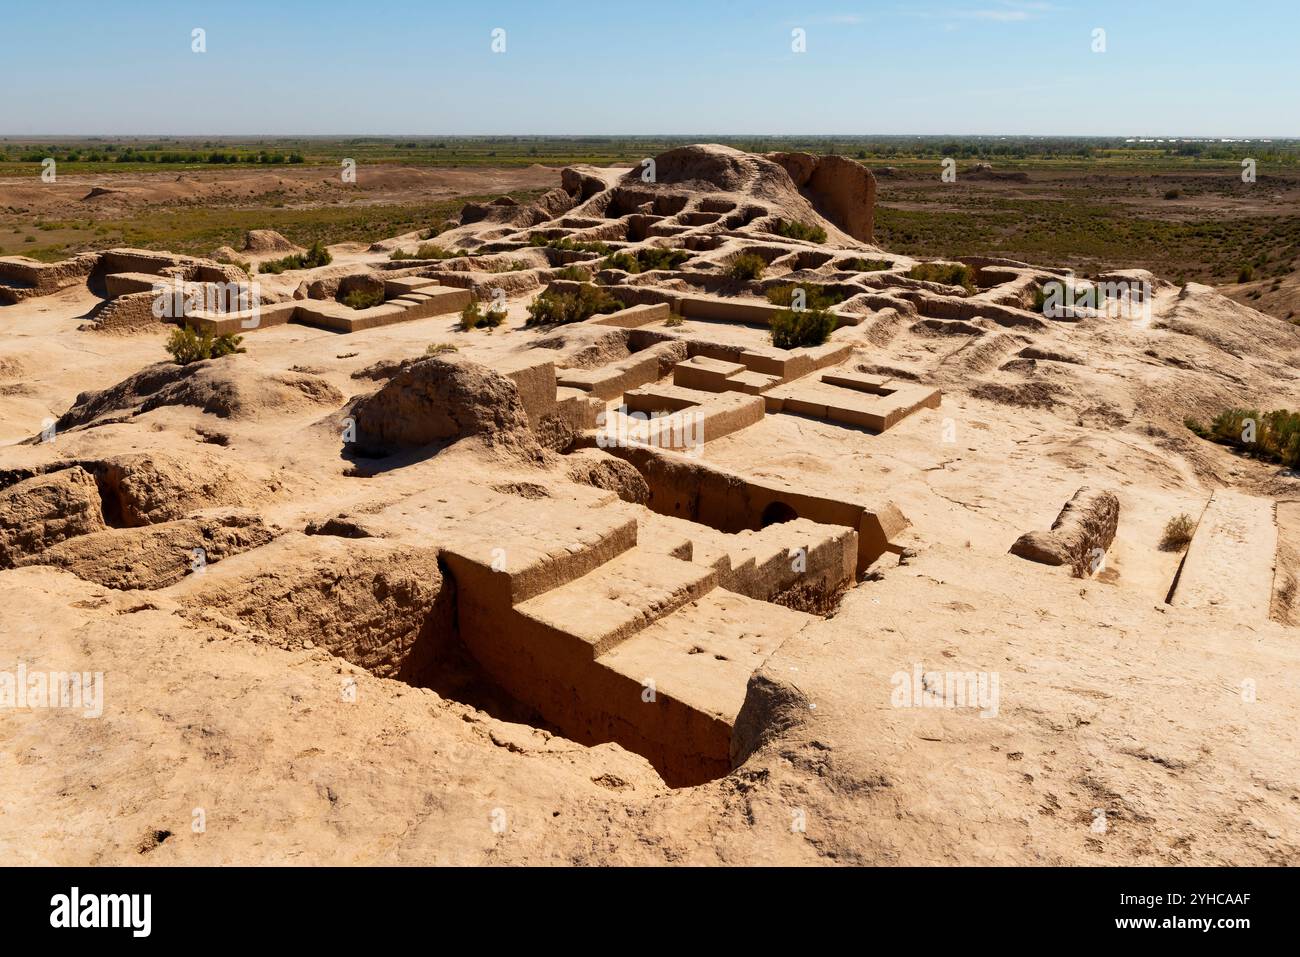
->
(525, 284), (622, 327)
(552, 265), (590, 281)
(1160, 513), (1196, 551)
(527, 236), (611, 255)
(600, 251), (640, 273)
(838, 257), (892, 272)
(765, 283), (845, 310)
(908, 262), (977, 293)
(459, 300), (507, 331)
(728, 254), (767, 281)
(341, 288), (385, 310)
(1195, 408), (1300, 468)
(769, 308), (838, 350)
(598, 248), (691, 274)
(773, 220), (828, 243)
(164, 325), (245, 365)
(259, 241), (332, 274)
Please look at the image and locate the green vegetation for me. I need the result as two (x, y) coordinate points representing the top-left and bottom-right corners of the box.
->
(551, 265), (590, 281)
(3, 135), (1298, 177)
(769, 308), (838, 350)
(764, 282), (845, 309)
(459, 300), (507, 331)
(1159, 514), (1196, 551)
(1238, 265), (1255, 283)
(663, 314), (684, 327)
(390, 243), (470, 261)
(599, 248), (691, 273)
(527, 235), (612, 254)
(727, 253), (767, 281)
(525, 284), (622, 326)
(426, 342), (459, 355)
(340, 287), (384, 310)
(258, 241), (332, 274)
(773, 219), (828, 243)
(164, 325), (245, 365)
(908, 262), (978, 293)
(837, 257), (892, 272)
(1188, 408), (1300, 468)
(0, 192), (542, 263)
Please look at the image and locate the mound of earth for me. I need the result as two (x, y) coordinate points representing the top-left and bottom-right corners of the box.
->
(177, 534), (454, 681)
(243, 229), (300, 253)
(766, 151), (877, 241)
(56, 359), (344, 431)
(15, 508), (275, 589)
(347, 355), (533, 456)
(91, 451), (272, 526)
(563, 448), (650, 504)
(0, 467), (106, 567)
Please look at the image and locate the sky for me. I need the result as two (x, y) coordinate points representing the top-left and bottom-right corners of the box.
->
(1, 0), (1295, 137)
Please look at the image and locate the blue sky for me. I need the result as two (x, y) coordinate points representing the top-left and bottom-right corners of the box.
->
(2, 0), (1295, 136)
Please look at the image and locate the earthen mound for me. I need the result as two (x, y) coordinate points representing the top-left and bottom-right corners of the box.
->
(564, 448), (650, 504)
(0, 467), (106, 567)
(23, 508), (274, 589)
(182, 534), (453, 681)
(242, 229), (300, 253)
(348, 355), (533, 456)
(91, 451), (271, 526)
(767, 152), (877, 241)
(56, 359), (344, 431)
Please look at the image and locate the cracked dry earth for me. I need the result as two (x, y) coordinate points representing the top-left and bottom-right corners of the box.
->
(1, 144), (1298, 865)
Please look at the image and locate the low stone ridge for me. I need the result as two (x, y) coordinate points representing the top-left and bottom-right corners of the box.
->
(1009, 487), (1121, 571)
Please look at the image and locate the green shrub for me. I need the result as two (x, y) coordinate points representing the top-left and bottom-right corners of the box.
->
(908, 262), (977, 293)
(260, 240), (332, 273)
(426, 342), (458, 355)
(525, 284), (622, 327)
(838, 257), (892, 272)
(1238, 265), (1255, 283)
(459, 300), (508, 331)
(600, 251), (640, 273)
(765, 282), (845, 310)
(1159, 514), (1195, 552)
(526, 236), (611, 254)
(664, 314), (684, 327)
(1192, 407), (1300, 469)
(552, 265), (590, 281)
(769, 308), (838, 350)
(728, 253), (767, 281)
(341, 288), (384, 310)
(599, 248), (691, 273)
(165, 325), (245, 365)
(773, 220), (828, 243)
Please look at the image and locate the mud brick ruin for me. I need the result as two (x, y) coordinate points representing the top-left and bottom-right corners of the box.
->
(4, 145), (1299, 861)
